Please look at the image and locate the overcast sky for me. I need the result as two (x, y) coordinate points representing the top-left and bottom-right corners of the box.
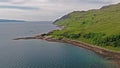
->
(0, 0), (120, 21)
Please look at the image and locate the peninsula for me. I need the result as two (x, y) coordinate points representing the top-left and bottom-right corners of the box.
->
(0, 19), (25, 22)
(14, 3), (120, 67)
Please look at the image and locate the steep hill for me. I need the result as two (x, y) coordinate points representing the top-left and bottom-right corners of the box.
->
(51, 3), (120, 51)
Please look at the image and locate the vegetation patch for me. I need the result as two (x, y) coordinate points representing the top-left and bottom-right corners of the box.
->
(51, 3), (120, 51)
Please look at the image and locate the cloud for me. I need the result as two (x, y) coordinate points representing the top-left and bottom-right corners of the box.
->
(0, 5), (39, 10)
(0, 0), (120, 21)
(0, 0), (9, 2)
(48, 0), (118, 4)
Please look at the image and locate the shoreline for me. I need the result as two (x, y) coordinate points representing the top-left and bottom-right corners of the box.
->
(14, 34), (120, 67)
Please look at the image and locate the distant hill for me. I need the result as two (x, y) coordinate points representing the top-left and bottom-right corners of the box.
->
(51, 3), (120, 51)
(0, 19), (25, 22)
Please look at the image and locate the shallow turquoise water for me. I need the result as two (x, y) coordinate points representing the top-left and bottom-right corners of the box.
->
(0, 22), (115, 68)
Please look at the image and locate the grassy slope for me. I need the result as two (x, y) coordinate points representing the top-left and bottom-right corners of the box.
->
(51, 3), (120, 51)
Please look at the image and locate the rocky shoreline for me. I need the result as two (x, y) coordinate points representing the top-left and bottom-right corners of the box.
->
(14, 34), (120, 67)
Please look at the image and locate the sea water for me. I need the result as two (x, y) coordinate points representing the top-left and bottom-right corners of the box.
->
(0, 21), (114, 68)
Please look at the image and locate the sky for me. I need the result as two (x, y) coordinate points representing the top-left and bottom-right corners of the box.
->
(0, 0), (120, 21)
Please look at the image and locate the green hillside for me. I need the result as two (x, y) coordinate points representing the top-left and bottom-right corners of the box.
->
(50, 3), (120, 51)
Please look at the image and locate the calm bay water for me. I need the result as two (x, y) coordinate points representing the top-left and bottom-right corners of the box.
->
(0, 22), (114, 68)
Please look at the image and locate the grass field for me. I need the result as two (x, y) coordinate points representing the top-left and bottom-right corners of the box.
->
(51, 3), (120, 51)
